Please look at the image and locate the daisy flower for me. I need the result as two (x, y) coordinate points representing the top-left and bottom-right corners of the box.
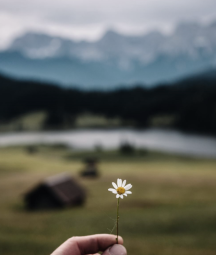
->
(108, 178), (132, 199)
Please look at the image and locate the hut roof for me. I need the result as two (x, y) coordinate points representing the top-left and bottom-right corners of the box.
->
(43, 174), (85, 205)
(25, 174), (86, 210)
(83, 157), (98, 164)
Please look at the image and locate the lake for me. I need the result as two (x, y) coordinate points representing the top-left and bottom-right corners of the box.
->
(0, 129), (216, 158)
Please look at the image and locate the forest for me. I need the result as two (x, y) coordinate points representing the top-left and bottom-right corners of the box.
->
(0, 73), (216, 135)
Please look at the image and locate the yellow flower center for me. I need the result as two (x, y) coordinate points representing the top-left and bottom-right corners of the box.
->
(117, 187), (125, 194)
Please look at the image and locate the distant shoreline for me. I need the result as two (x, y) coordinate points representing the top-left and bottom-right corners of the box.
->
(0, 128), (216, 158)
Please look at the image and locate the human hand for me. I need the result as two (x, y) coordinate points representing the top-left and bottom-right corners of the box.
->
(51, 234), (127, 255)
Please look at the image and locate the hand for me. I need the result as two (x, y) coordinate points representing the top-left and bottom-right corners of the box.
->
(51, 234), (127, 255)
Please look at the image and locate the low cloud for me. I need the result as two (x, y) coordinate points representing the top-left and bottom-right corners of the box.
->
(0, 0), (215, 48)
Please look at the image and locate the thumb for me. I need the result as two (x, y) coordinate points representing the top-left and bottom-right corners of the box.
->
(101, 244), (127, 255)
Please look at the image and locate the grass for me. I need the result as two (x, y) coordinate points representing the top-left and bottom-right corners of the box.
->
(0, 111), (123, 132)
(0, 112), (47, 132)
(75, 112), (123, 128)
(0, 146), (216, 255)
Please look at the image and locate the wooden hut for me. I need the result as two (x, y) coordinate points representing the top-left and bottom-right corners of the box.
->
(24, 174), (86, 210)
(80, 157), (99, 177)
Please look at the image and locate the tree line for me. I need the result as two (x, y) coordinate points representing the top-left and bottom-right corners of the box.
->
(0, 73), (216, 135)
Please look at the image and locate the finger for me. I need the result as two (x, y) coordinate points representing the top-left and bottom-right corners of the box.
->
(86, 254), (100, 255)
(101, 244), (127, 255)
(51, 234), (123, 255)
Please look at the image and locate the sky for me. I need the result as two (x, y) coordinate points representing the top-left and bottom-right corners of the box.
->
(0, 0), (216, 49)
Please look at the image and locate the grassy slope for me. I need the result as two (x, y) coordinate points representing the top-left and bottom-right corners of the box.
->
(0, 146), (216, 255)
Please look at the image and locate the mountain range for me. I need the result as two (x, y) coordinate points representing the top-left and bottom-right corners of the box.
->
(0, 21), (216, 89)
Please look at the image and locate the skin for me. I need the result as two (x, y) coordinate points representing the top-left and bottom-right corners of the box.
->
(51, 234), (127, 255)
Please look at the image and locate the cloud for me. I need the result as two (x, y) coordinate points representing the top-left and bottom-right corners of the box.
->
(1, 0), (216, 23)
(0, 0), (215, 48)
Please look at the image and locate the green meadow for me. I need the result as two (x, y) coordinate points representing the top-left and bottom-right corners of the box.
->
(0, 146), (216, 255)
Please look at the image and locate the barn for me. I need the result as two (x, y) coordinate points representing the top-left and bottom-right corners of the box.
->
(24, 174), (86, 210)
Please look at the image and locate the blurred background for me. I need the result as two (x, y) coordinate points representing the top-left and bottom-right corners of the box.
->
(0, 0), (216, 254)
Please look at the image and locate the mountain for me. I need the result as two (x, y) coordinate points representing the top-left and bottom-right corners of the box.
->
(0, 21), (216, 89)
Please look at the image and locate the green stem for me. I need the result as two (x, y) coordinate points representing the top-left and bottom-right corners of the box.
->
(116, 197), (120, 244)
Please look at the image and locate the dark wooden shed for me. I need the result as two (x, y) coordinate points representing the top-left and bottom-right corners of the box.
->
(24, 174), (86, 210)
(80, 157), (99, 177)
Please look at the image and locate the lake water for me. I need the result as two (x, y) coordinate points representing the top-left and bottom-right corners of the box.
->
(0, 129), (216, 158)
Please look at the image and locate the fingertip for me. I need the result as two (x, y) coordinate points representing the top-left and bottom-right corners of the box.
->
(102, 244), (127, 255)
(117, 236), (124, 245)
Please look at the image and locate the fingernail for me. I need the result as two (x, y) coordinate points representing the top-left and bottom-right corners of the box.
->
(109, 244), (127, 255)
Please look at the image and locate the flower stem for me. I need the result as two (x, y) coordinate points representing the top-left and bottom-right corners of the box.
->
(116, 197), (120, 244)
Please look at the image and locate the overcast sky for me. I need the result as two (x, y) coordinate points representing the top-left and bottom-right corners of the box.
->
(0, 0), (216, 49)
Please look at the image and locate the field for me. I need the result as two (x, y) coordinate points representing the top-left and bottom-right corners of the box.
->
(0, 146), (216, 255)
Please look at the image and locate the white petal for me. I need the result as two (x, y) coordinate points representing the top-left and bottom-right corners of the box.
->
(126, 191), (132, 194)
(120, 195), (124, 199)
(124, 184), (132, 190)
(117, 179), (122, 187)
(108, 188), (117, 194)
(123, 193), (127, 196)
(116, 194), (120, 198)
(112, 182), (117, 189)
(122, 180), (126, 187)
